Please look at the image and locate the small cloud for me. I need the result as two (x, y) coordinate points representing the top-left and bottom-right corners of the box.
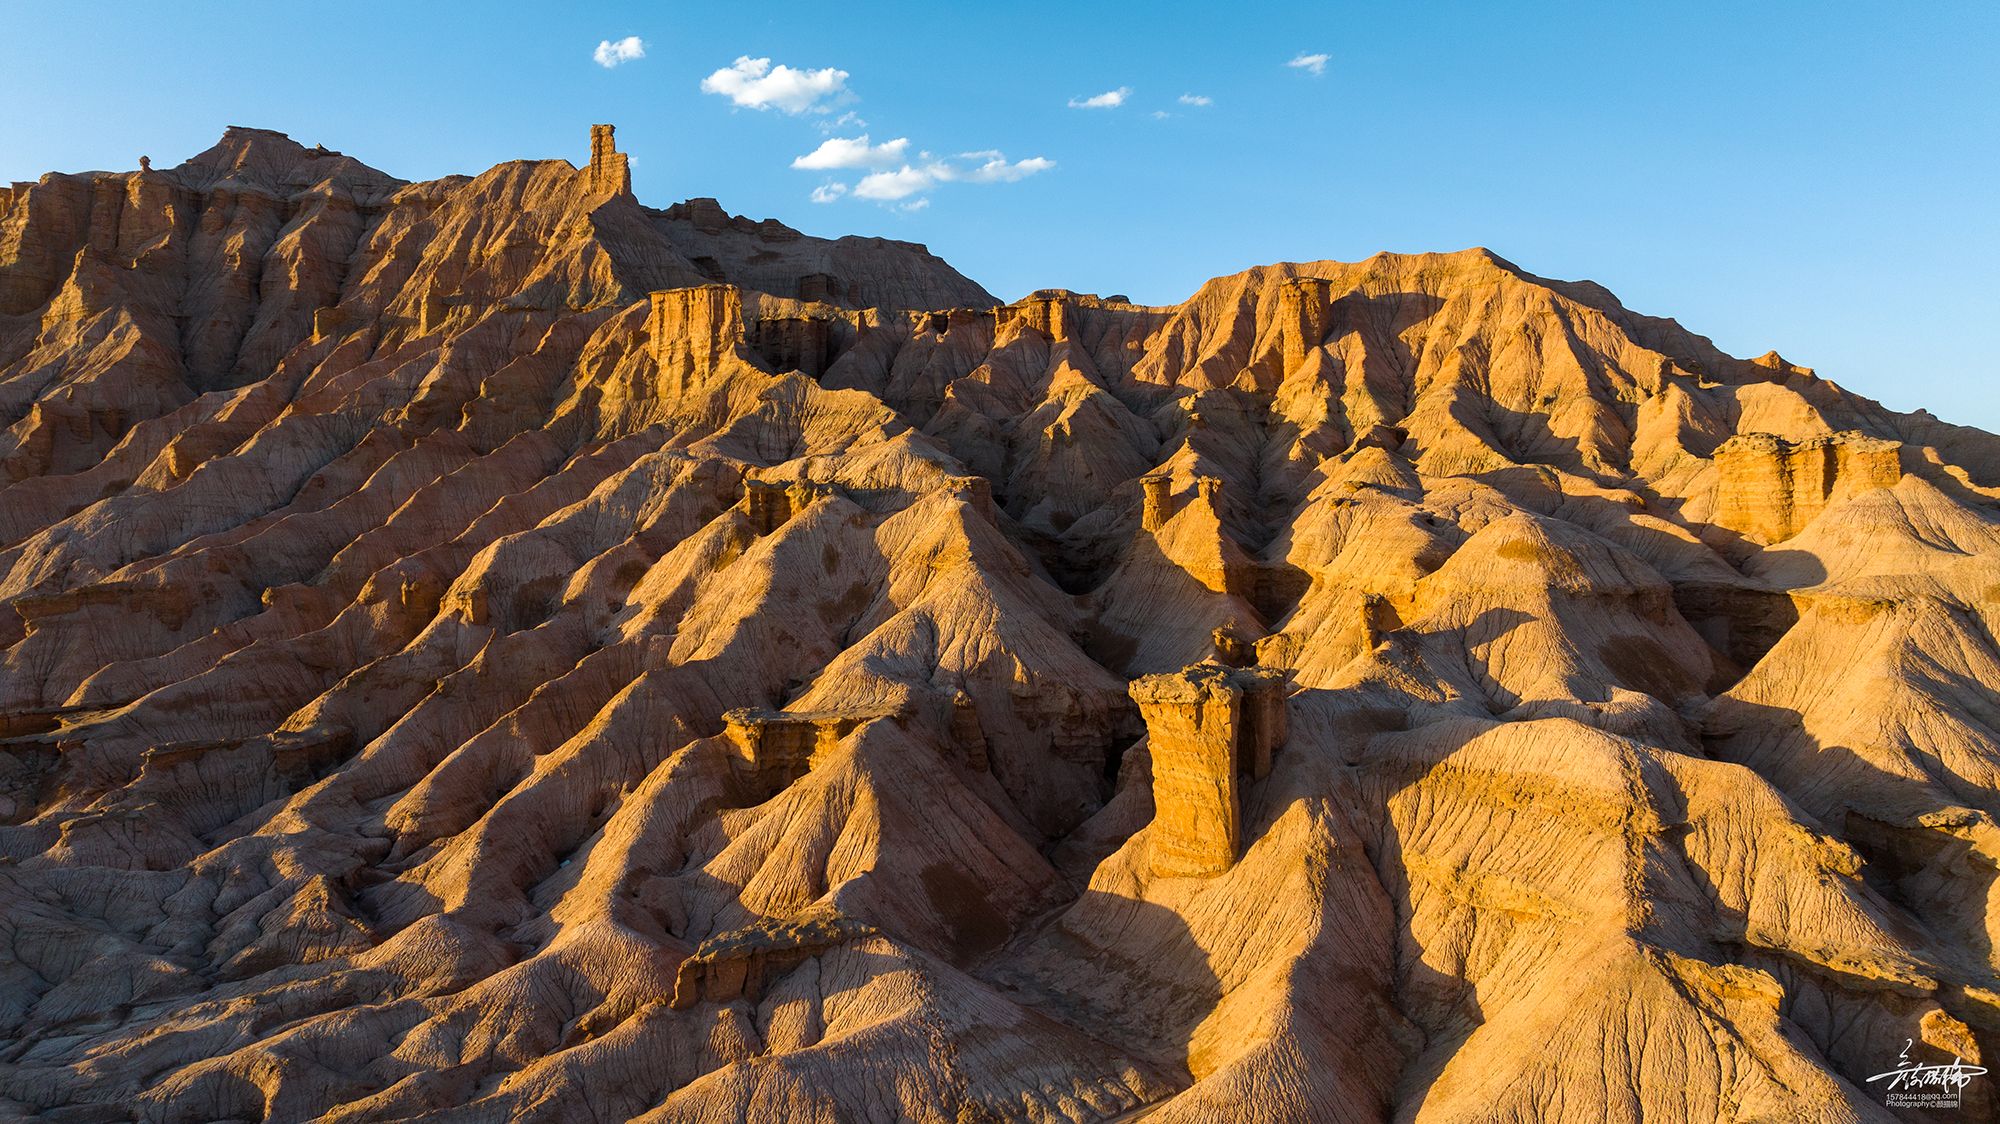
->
(810, 183), (848, 204)
(1068, 86), (1131, 109)
(898, 198), (930, 213)
(791, 134), (910, 170)
(1178, 93), (1212, 106)
(846, 151), (1053, 203)
(1152, 110), (1171, 120)
(853, 164), (943, 201)
(593, 36), (646, 68)
(1287, 52), (1330, 76)
(701, 55), (849, 114)
(961, 155), (1054, 183)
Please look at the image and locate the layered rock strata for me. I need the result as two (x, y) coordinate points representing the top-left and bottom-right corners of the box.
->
(1129, 662), (1289, 876)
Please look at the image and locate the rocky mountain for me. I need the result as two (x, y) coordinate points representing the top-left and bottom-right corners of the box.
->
(2, 125), (1998, 1122)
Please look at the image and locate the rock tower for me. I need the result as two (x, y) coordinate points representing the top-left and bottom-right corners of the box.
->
(1129, 662), (1289, 877)
(587, 123), (631, 195)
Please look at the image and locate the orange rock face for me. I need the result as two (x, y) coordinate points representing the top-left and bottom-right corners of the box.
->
(1129, 662), (1287, 877)
(1712, 429), (1905, 543)
(2, 126), (2000, 1122)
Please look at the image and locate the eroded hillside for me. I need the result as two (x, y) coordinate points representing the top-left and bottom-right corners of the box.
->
(2, 125), (1998, 1123)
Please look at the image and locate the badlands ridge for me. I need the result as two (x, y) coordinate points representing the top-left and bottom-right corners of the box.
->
(1, 126), (1999, 1122)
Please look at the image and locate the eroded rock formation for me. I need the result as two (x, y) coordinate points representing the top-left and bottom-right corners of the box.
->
(669, 913), (877, 1009)
(1129, 662), (1288, 876)
(1712, 429), (1905, 542)
(586, 123), (631, 197)
(1, 126), (1998, 1122)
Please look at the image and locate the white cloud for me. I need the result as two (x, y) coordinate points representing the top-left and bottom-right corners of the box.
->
(843, 150), (1053, 203)
(810, 183), (848, 203)
(898, 198), (930, 212)
(1287, 52), (1330, 76)
(1178, 93), (1212, 106)
(791, 134), (910, 170)
(1152, 110), (1171, 120)
(1068, 86), (1131, 109)
(701, 56), (849, 114)
(593, 36), (646, 68)
(853, 164), (944, 201)
(962, 155), (1053, 183)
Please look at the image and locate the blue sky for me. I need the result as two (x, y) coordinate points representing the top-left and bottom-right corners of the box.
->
(4, 1), (1997, 430)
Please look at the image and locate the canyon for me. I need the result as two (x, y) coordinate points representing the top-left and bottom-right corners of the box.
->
(1, 124), (1999, 1122)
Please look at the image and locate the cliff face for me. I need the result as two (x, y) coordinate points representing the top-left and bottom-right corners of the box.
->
(2, 127), (1999, 1123)
(1128, 662), (1287, 877)
(1712, 429), (1905, 543)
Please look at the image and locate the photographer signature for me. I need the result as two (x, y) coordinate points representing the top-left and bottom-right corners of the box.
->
(1867, 1039), (1988, 1092)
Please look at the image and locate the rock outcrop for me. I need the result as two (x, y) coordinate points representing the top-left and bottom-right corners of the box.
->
(669, 913), (877, 1008)
(721, 705), (892, 797)
(0, 128), (1997, 1123)
(1277, 275), (1335, 374)
(1130, 662), (1289, 876)
(1712, 429), (1905, 542)
(586, 123), (631, 196)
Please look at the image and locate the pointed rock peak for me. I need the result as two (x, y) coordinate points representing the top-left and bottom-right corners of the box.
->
(1428, 511), (1655, 598)
(1449, 246), (1547, 284)
(1321, 442), (1423, 498)
(198, 124), (308, 161)
(172, 125), (400, 196)
(1752, 349), (1815, 378)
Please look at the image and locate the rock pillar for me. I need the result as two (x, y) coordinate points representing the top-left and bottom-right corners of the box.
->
(1278, 277), (1335, 372)
(1129, 663), (1288, 877)
(588, 124), (632, 195)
